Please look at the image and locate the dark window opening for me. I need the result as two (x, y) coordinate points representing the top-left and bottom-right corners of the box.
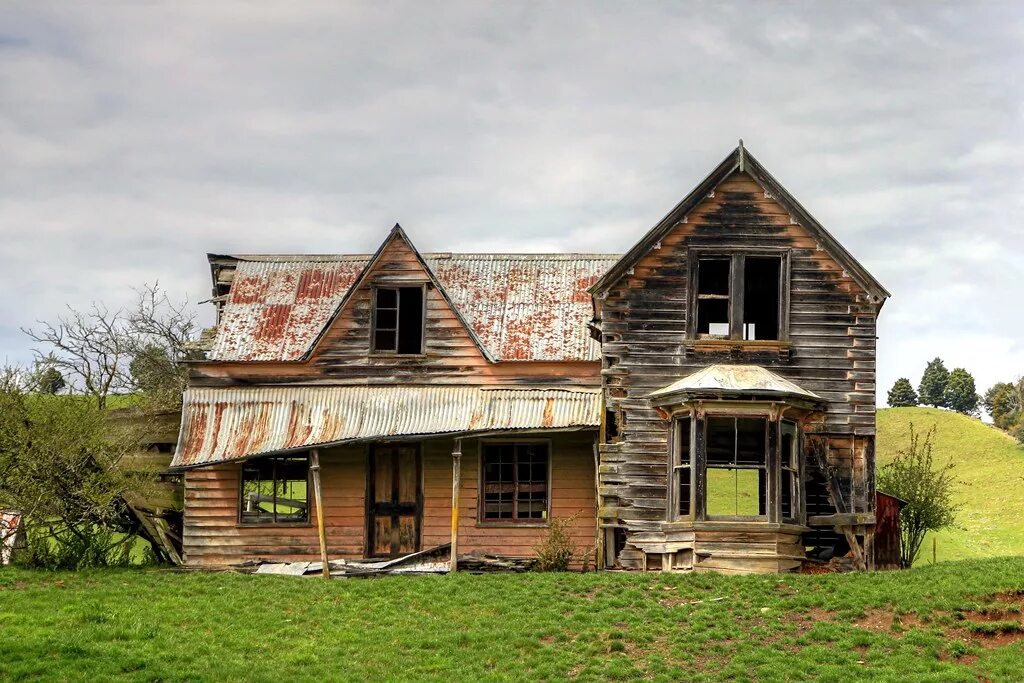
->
(696, 258), (731, 338)
(706, 417), (768, 518)
(373, 287), (424, 354)
(693, 254), (784, 341)
(240, 456), (309, 524)
(605, 408), (622, 442)
(482, 443), (549, 522)
(743, 257), (781, 341)
(781, 421), (798, 520)
(676, 417), (692, 517)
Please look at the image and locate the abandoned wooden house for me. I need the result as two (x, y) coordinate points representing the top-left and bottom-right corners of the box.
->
(172, 143), (890, 574)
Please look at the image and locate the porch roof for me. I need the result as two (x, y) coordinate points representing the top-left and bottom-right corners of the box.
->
(171, 385), (601, 469)
(647, 364), (822, 404)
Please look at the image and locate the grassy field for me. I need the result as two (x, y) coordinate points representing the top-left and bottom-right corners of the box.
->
(3, 558), (1024, 681)
(877, 407), (1024, 563)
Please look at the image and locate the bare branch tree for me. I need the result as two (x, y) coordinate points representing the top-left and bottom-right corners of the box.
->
(22, 304), (134, 410)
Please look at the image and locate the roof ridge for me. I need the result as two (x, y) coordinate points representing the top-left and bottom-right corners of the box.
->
(225, 252), (622, 263)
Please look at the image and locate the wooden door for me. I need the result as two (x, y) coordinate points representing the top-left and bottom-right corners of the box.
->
(368, 444), (422, 558)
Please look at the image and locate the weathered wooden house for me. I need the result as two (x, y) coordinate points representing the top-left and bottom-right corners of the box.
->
(172, 144), (889, 574)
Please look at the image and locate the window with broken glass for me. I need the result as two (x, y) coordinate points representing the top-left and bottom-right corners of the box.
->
(673, 412), (807, 523)
(690, 252), (788, 341)
(480, 442), (549, 523)
(239, 456), (310, 524)
(372, 286), (425, 354)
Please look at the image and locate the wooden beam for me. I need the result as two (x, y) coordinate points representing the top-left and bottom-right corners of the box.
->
(449, 438), (462, 573)
(310, 448), (330, 579)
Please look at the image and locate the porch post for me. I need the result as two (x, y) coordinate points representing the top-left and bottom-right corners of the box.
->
(310, 448), (330, 579)
(450, 438), (462, 573)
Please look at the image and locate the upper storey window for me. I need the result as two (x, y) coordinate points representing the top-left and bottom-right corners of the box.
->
(691, 252), (788, 341)
(372, 286), (425, 354)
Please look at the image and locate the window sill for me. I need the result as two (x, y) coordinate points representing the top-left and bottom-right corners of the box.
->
(683, 339), (791, 359)
(236, 522), (313, 529)
(663, 519), (810, 533)
(368, 352), (427, 359)
(476, 521), (549, 529)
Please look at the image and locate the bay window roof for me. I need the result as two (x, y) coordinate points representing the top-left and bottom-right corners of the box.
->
(648, 364), (822, 405)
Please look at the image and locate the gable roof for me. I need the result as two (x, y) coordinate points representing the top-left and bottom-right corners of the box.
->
(206, 228), (619, 363)
(589, 143), (890, 301)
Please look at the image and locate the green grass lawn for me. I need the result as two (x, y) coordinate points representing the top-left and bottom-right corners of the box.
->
(3, 558), (1024, 681)
(877, 407), (1024, 564)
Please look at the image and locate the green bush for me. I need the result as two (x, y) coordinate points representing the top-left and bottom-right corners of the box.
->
(532, 516), (577, 571)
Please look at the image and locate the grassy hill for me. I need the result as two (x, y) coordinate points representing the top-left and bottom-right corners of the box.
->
(877, 406), (1024, 563)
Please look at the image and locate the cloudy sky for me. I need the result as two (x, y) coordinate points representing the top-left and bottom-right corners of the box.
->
(1, 2), (1021, 402)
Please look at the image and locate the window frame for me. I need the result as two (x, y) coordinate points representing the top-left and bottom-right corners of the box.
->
(668, 406), (806, 526)
(370, 284), (427, 356)
(703, 415), (770, 522)
(476, 438), (553, 527)
(237, 455), (312, 527)
(686, 248), (791, 342)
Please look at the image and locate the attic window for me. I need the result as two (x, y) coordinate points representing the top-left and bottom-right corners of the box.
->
(373, 286), (424, 354)
(692, 253), (787, 341)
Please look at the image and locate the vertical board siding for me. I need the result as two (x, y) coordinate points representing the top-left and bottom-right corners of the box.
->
(183, 432), (597, 566)
(599, 171), (880, 547)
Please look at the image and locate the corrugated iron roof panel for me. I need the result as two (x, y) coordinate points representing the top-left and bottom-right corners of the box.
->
(207, 253), (619, 363)
(172, 386), (601, 468)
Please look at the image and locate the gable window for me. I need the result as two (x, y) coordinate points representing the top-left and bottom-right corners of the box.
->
(480, 442), (549, 523)
(373, 286), (424, 354)
(240, 456), (310, 524)
(692, 253), (787, 341)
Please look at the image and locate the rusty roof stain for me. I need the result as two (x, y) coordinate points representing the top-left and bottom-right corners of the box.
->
(648, 364), (822, 403)
(172, 386), (601, 468)
(207, 253), (619, 363)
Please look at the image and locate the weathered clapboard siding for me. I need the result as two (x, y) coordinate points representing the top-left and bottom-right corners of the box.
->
(598, 171), (881, 558)
(183, 432), (597, 566)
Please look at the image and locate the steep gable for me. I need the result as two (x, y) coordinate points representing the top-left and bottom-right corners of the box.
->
(590, 143), (889, 304)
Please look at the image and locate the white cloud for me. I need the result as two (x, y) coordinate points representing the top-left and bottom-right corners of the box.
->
(1, 1), (1022, 401)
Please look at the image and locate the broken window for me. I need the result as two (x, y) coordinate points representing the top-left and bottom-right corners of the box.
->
(240, 456), (309, 524)
(780, 421), (799, 520)
(675, 417), (692, 517)
(605, 407), (623, 443)
(693, 254), (785, 341)
(705, 417), (768, 518)
(372, 286), (424, 354)
(481, 442), (549, 522)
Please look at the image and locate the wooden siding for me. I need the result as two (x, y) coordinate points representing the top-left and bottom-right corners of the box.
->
(183, 431), (597, 566)
(598, 171), (880, 562)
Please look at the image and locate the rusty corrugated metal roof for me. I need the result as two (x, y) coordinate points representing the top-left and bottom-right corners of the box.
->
(648, 364), (822, 403)
(172, 385), (601, 468)
(207, 253), (619, 363)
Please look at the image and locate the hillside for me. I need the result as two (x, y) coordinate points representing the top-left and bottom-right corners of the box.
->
(877, 406), (1024, 563)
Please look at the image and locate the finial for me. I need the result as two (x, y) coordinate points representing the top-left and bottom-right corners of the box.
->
(738, 138), (745, 172)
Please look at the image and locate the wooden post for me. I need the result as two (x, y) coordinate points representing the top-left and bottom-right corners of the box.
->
(449, 438), (462, 573)
(310, 448), (330, 579)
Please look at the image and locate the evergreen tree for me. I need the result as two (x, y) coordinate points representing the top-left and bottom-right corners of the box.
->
(887, 378), (918, 407)
(918, 358), (950, 408)
(984, 380), (1023, 431)
(944, 368), (979, 415)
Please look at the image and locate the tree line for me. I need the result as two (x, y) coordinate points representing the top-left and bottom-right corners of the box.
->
(887, 358), (1024, 444)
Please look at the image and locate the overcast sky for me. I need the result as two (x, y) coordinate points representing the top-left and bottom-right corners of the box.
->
(1, 2), (1022, 402)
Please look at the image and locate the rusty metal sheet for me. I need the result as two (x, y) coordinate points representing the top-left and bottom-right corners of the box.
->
(172, 386), (601, 468)
(206, 253), (618, 363)
(648, 364), (822, 401)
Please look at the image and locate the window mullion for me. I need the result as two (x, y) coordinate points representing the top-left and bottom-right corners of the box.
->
(730, 255), (745, 340)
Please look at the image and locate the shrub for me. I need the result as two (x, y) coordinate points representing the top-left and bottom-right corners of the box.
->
(877, 424), (959, 567)
(533, 516), (577, 571)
